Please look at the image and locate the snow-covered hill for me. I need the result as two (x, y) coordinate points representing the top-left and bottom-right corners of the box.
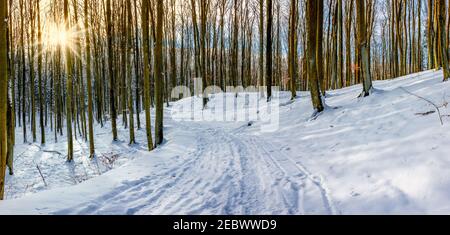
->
(1, 70), (450, 214)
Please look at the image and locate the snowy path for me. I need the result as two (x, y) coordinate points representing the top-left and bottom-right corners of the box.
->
(49, 121), (336, 215)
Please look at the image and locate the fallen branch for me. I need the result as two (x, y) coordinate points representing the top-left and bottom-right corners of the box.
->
(400, 87), (444, 125)
(36, 164), (48, 187)
(415, 111), (436, 116)
(43, 150), (63, 156)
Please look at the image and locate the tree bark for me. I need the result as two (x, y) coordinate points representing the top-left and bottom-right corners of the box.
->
(438, 0), (450, 81)
(106, 0), (118, 141)
(84, 0), (95, 157)
(307, 0), (324, 112)
(289, 0), (297, 100)
(0, 0), (9, 200)
(266, 0), (273, 101)
(64, 0), (74, 161)
(356, 0), (373, 96)
(154, 0), (164, 146)
(142, 0), (154, 151)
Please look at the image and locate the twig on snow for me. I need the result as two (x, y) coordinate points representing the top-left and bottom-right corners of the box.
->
(43, 150), (63, 156)
(400, 87), (444, 125)
(35, 164), (48, 187)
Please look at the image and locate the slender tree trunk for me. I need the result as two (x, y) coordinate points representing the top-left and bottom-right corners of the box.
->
(133, 0), (141, 129)
(64, 0), (74, 161)
(438, 0), (450, 81)
(289, 0), (297, 99)
(345, 0), (354, 87)
(417, 0), (422, 71)
(37, 0), (44, 144)
(356, 0), (373, 96)
(142, 0), (154, 151)
(29, 0), (36, 143)
(20, 0), (26, 143)
(126, 0), (135, 144)
(0, 0), (8, 200)
(106, 0), (118, 141)
(266, 0), (273, 101)
(170, 0), (177, 96)
(331, 3), (338, 89)
(84, 0), (95, 157)
(154, 0), (164, 146)
(121, 1), (128, 130)
(200, 0), (209, 106)
(428, 0), (435, 69)
(317, 0), (326, 94)
(6, 0), (14, 175)
(307, 0), (324, 112)
(259, 0), (264, 97)
(335, 0), (343, 88)
(275, 2), (281, 88)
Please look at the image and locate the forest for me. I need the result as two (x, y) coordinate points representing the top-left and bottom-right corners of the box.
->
(0, 0), (450, 214)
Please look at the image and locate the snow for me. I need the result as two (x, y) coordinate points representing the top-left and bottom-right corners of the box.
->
(1, 69), (450, 214)
(4, 119), (144, 200)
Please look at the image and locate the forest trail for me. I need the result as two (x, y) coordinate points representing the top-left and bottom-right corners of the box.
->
(51, 120), (336, 215)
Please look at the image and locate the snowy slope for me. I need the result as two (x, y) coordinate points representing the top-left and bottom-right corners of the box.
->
(3, 114), (154, 200)
(1, 70), (450, 214)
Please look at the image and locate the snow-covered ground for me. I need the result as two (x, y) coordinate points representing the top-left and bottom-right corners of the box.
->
(3, 116), (147, 200)
(1, 70), (450, 214)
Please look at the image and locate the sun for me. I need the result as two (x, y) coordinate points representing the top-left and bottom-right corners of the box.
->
(43, 22), (77, 53)
(53, 28), (68, 48)
(44, 23), (68, 50)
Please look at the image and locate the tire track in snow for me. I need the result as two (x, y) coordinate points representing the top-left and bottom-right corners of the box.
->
(209, 127), (271, 214)
(245, 135), (338, 215)
(216, 126), (336, 215)
(54, 125), (210, 215)
(245, 136), (307, 214)
(135, 126), (264, 214)
(218, 129), (305, 214)
(53, 120), (338, 215)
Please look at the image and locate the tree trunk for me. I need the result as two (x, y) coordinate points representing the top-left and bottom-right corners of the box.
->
(356, 0), (373, 96)
(200, 0), (209, 106)
(0, 0), (8, 200)
(307, 0), (324, 112)
(64, 0), (74, 161)
(106, 0), (118, 141)
(428, 0), (435, 69)
(29, 0), (36, 143)
(259, 0), (264, 97)
(345, 0), (354, 87)
(438, 0), (450, 81)
(142, 0), (154, 151)
(84, 0), (95, 157)
(289, 0), (297, 100)
(126, 0), (135, 144)
(266, 0), (273, 101)
(337, 0), (343, 88)
(317, 0), (326, 94)
(37, 0), (44, 144)
(154, 0), (164, 146)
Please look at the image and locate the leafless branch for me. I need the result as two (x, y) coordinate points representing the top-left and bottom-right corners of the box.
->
(400, 87), (444, 125)
(36, 164), (48, 187)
